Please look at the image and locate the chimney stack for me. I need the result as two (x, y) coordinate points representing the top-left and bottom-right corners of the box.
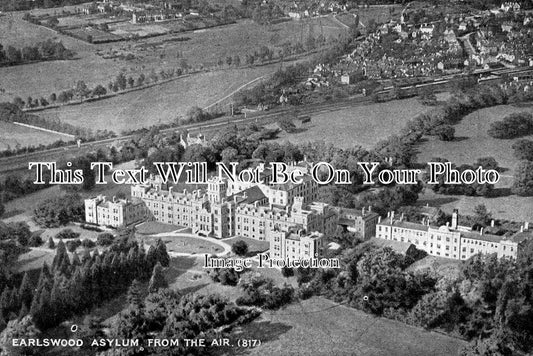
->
(521, 225), (524, 233)
(525, 222), (529, 231)
(390, 211), (395, 223)
(451, 209), (458, 230)
(491, 219), (495, 228)
(400, 213), (404, 222)
(378, 216), (382, 223)
(480, 227), (484, 235)
(362, 207), (366, 216)
(368, 205), (372, 212)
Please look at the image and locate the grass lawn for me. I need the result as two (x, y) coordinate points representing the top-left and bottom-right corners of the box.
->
(143, 235), (225, 255)
(222, 296), (467, 356)
(274, 97), (431, 149)
(136, 221), (182, 235)
(14, 248), (55, 272)
(415, 103), (533, 182)
(0, 121), (70, 151)
(414, 102), (533, 222)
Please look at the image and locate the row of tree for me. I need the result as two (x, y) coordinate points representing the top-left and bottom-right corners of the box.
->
(0, 40), (73, 67)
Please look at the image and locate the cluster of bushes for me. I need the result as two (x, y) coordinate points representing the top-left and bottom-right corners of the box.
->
(429, 157), (499, 197)
(96, 232), (114, 246)
(236, 272), (295, 310)
(0, 222), (43, 248)
(512, 139), (533, 161)
(511, 138), (533, 196)
(208, 267), (241, 286)
(487, 112), (533, 139)
(177, 106), (215, 125)
(0, 39), (73, 67)
(33, 194), (84, 228)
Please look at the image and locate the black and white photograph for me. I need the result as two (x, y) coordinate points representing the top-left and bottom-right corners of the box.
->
(0, 0), (532, 355)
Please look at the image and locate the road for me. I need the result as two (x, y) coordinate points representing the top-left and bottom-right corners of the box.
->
(0, 95), (372, 177)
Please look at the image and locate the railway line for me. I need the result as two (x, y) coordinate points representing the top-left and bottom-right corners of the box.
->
(3, 64), (532, 177)
(0, 95), (372, 176)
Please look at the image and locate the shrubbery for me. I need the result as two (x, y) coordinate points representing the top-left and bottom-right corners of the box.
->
(96, 232), (114, 246)
(487, 112), (533, 139)
(512, 139), (533, 161)
(236, 272), (295, 310)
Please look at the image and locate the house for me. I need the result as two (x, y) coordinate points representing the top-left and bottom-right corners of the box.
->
(288, 11), (302, 20)
(83, 4), (97, 14)
(501, 22), (513, 33)
(419, 23), (435, 36)
(180, 132), (207, 148)
(500, 2), (520, 12)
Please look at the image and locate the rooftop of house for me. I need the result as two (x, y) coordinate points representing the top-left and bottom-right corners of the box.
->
(285, 229), (322, 241)
(370, 237), (415, 255)
(379, 219), (431, 232)
(507, 230), (533, 244)
(461, 230), (503, 243)
(335, 207), (379, 221)
(227, 185), (267, 205)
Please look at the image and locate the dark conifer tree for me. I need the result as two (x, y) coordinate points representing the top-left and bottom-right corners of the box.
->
(127, 279), (144, 310)
(18, 272), (34, 310)
(148, 262), (168, 293)
(155, 239), (170, 267)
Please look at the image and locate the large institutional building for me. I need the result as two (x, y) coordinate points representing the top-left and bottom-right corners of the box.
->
(376, 209), (530, 260)
(128, 163), (341, 241)
(84, 195), (146, 228)
(84, 160), (530, 262)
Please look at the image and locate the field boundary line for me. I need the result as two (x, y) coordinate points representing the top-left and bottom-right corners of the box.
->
(12, 121), (76, 138)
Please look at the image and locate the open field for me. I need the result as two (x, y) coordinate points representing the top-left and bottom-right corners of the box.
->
(416, 103), (533, 182)
(37, 66), (278, 132)
(0, 121), (69, 151)
(274, 97), (430, 149)
(356, 5), (402, 27)
(417, 189), (533, 223)
(0, 14), (345, 103)
(415, 103), (533, 222)
(223, 296), (466, 356)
